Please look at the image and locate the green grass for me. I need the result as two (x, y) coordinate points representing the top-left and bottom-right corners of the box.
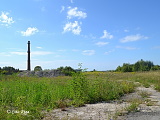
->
(0, 75), (71, 120)
(138, 91), (151, 98)
(86, 71), (160, 89)
(1, 70), (160, 120)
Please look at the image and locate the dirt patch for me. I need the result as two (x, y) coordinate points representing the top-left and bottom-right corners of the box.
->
(43, 102), (130, 120)
(43, 85), (160, 120)
(118, 86), (160, 120)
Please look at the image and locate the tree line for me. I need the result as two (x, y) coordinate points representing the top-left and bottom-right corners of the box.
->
(0, 66), (19, 75)
(115, 59), (160, 72)
(1, 59), (159, 75)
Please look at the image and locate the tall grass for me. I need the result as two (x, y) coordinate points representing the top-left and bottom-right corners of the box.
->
(0, 75), (71, 120)
(85, 71), (160, 89)
(0, 71), (136, 120)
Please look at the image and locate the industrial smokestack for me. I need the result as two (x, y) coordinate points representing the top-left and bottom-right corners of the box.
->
(27, 41), (31, 71)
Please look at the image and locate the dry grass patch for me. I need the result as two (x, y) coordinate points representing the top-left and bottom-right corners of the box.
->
(138, 90), (151, 98)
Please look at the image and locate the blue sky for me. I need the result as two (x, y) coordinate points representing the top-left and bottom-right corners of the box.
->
(0, 0), (160, 71)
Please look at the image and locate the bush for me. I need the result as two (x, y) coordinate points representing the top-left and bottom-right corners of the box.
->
(57, 66), (76, 76)
(34, 66), (42, 72)
(70, 70), (89, 102)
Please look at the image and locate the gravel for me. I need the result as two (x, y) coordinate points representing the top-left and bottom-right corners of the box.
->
(42, 84), (160, 120)
(118, 86), (160, 120)
(18, 70), (65, 77)
(43, 102), (130, 120)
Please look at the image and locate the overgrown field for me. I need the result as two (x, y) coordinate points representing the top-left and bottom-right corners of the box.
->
(0, 70), (160, 120)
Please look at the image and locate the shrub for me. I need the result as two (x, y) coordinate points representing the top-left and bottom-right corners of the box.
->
(70, 70), (89, 102)
(57, 66), (76, 76)
(34, 66), (42, 72)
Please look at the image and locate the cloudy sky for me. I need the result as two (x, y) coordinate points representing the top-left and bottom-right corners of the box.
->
(0, 0), (160, 71)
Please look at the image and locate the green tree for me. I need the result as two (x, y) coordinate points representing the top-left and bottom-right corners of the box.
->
(151, 65), (160, 70)
(34, 66), (42, 71)
(57, 66), (76, 76)
(121, 63), (133, 72)
(133, 62), (140, 71)
(116, 59), (155, 72)
(133, 59), (154, 71)
(57, 66), (64, 71)
(1, 66), (19, 74)
(116, 66), (122, 72)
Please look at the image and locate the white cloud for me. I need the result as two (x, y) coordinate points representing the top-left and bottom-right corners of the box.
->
(82, 34), (96, 39)
(100, 30), (113, 39)
(32, 51), (53, 55)
(0, 52), (11, 56)
(82, 50), (95, 56)
(36, 47), (42, 49)
(124, 29), (129, 32)
(67, 7), (87, 19)
(120, 34), (148, 43)
(10, 52), (26, 55)
(60, 6), (65, 13)
(63, 7), (86, 35)
(21, 27), (39, 36)
(0, 12), (14, 26)
(104, 50), (115, 55)
(10, 51), (53, 56)
(95, 42), (109, 47)
(63, 21), (81, 35)
(116, 46), (138, 50)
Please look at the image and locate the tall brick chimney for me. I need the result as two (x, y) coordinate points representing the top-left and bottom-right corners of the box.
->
(27, 41), (31, 71)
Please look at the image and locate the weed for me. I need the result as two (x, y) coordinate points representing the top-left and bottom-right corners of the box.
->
(138, 91), (151, 98)
(125, 102), (139, 112)
(145, 99), (158, 106)
(55, 99), (68, 110)
(155, 85), (160, 92)
(143, 82), (150, 88)
(70, 70), (89, 103)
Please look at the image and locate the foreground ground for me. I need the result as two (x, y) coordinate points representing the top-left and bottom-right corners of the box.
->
(42, 83), (160, 120)
(118, 85), (160, 120)
(1, 71), (160, 120)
